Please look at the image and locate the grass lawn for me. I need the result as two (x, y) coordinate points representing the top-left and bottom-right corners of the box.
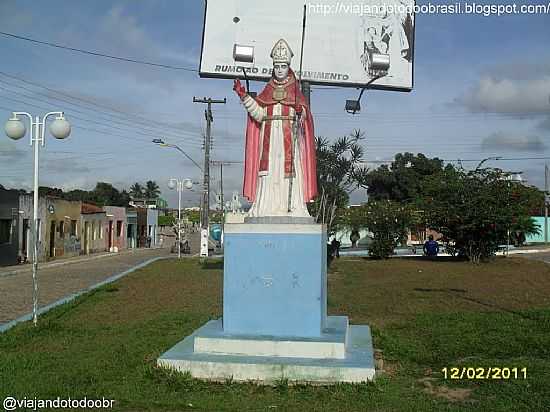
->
(1, 256), (549, 411)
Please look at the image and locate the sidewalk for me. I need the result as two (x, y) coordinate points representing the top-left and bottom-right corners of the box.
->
(339, 245), (550, 258)
(0, 247), (170, 325)
(0, 247), (162, 277)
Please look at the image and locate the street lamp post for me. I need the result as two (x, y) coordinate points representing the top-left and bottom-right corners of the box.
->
(168, 178), (193, 259)
(506, 171), (523, 256)
(475, 156), (502, 170)
(4, 111), (71, 326)
(153, 138), (205, 255)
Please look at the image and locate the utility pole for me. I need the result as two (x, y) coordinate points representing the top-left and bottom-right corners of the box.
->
(211, 160), (243, 245)
(545, 164), (549, 245)
(193, 97), (226, 257)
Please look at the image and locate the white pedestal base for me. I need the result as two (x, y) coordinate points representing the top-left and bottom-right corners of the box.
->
(157, 316), (375, 384)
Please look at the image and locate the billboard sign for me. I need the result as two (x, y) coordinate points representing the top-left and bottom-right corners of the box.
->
(200, 0), (415, 91)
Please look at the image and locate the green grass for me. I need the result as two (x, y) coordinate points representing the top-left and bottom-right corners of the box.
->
(1, 257), (549, 411)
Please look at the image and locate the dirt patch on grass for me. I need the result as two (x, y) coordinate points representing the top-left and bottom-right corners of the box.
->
(418, 377), (473, 402)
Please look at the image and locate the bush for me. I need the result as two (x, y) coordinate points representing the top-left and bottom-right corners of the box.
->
(342, 201), (412, 259)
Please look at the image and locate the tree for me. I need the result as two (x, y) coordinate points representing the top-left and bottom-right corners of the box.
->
(184, 209), (201, 224)
(144, 180), (161, 199)
(341, 201), (413, 259)
(366, 153), (444, 202)
(88, 182), (129, 207)
(417, 166), (543, 263)
(129, 183), (144, 199)
(310, 130), (369, 234)
(38, 186), (64, 197)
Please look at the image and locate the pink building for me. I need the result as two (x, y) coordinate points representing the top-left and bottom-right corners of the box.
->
(103, 206), (127, 252)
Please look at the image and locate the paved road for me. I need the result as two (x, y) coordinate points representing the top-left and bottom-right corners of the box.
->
(522, 251), (550, 264)
(0, 248), (171, 325)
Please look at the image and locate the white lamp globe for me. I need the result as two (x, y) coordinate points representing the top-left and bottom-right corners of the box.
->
(168, 179), (177, 190)
(5, 118), (26, 140)
(50, 116), (71, 139)
(184, 179), (193, 190)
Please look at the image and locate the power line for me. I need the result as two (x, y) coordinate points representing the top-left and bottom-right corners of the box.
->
(0, 93), (227, 151)
(0, 31), (198, 72)
(0, 78), (210, 145)
(0, 71), (240, 149)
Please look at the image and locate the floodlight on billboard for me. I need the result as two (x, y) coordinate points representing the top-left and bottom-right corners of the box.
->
(200, 0), (415, 92)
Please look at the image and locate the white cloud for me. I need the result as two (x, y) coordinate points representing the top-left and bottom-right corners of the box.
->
(481, 132), (546, 152)
(458, 75), (550, 114)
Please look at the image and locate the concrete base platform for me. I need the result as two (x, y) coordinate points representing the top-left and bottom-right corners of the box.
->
(157, 317), (375, 384)
(194, 316), (349, 359)
(244, 216), (316, 224)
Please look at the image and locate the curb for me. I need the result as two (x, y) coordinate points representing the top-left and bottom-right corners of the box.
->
(0, 256), (174, 334)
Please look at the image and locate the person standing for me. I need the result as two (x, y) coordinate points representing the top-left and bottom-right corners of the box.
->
(423, 235), (439, 257)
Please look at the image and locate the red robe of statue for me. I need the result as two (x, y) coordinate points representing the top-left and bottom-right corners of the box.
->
(242, 69), (317, 208)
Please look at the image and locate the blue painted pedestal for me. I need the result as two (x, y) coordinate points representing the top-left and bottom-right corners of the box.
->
(223, 223), (327, 338)
(157, 222), (376, 383)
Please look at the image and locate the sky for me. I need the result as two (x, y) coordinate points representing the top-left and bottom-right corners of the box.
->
(0, 0), (549, 209)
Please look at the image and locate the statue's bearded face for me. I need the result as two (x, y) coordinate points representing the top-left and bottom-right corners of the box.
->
(273, 63), (289, 81)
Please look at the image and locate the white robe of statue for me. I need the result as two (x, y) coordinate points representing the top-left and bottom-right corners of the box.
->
(242, 95), (310, 218)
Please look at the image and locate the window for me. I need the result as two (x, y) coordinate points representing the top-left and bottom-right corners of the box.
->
(0, 219), (12, 244)
(59, 221), (65, 239)
(117, 221), (123, 237)
(99, 223), (103, 239)
(70, 220), (77, 237)
(91, 222), (96, 240)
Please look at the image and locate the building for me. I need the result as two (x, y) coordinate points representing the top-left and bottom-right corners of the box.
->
(147, 208), (159, 247)
(42, 197), (82, 260)
(18, 193), (44, 263)
(129, 197), (167, 209)
(137, 207), (148, 248)
(0, 188), (21, 266)
(18, 195), (82, 262)
(103, 206), (127, 252)
(525, 216), (550, 244)
(81, 203), (107, 255)
(126, 207), (138, 249)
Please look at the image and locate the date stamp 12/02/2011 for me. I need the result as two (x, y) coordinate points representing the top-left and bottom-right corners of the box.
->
(442, 367), (527, 380)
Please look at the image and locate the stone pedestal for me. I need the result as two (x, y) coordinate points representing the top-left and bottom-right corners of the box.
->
(157, 222), (376, 383)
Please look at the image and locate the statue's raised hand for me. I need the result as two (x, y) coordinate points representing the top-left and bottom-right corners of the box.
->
(233, 79), (247, 99)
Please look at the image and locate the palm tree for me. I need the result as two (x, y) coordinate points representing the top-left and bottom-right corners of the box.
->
(144, 180), (161, 200)
(129, 182), (144, 199)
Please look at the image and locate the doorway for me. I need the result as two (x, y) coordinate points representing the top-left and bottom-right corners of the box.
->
(22, 219), (29, 262)
(49, 220), (56, 258)
(83, 221), (89, 254)
(108, 221), (113, 251)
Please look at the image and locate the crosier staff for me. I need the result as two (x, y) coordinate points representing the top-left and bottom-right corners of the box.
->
(288, 4), (308, 213)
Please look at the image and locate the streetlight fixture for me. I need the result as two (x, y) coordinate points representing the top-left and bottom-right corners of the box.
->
(152, 138), (203, 172)
(475, 156), (502, 170)
(4, 111), (71, 326)
(168, 178), (193, 259)
(233, 43), (257, 98)
(346, 53), (390, 115)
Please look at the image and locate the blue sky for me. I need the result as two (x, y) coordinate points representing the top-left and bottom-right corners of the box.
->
(0, 0), (549, 208)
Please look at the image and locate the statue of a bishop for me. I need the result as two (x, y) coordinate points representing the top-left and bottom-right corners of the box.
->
(233, 38), (317, 218)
